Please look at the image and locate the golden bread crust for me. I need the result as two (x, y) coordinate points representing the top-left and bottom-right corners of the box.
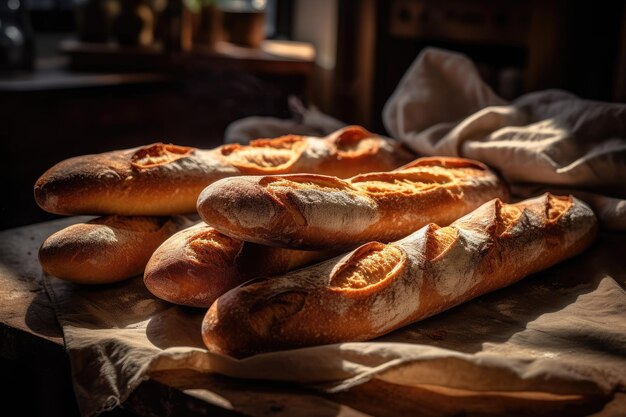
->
(202, 194), (598, 357)
(34, 126), (414, 216)
(197, 157), (509, 250)
(144, 224), (338, 307)
(39, 215), (191, 284)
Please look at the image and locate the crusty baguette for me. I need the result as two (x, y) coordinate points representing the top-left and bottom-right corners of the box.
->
(144, 224), (338, 308)
(197, 157), (509, 250)
(202, 194), (598, 357)
(39, 215), (193, 284)
(34, 126), (414, 216)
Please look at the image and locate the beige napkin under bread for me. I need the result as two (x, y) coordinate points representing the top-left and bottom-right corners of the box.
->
(44, 223), (626, 417)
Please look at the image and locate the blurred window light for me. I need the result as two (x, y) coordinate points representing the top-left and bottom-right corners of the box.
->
(8, 0), (21, 11)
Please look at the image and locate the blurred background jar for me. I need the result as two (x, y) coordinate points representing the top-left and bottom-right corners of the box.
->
(218, 0), (265, 48)
(184, 0), (222, 49)
(73, 0), (119, 43)
(0, 0), (35, 72)
(156, 0), (222, 52)
(112, 0), (155, 46)
(156, 0), (186, 51)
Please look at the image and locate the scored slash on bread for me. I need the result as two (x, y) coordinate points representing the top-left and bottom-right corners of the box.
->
(196, 157), (509, 250)
(33, 126), (415, 216)
(201, 194), (598, 358)
(39, 215), (194, 284)
(144, 224), (339, 308)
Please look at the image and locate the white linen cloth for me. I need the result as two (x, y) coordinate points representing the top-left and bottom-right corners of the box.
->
(383, 48), (626, 230)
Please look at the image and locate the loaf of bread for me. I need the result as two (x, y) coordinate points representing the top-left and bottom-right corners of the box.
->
(197, 157), (509, 250)
(39, 215), (193, 284)
(202, 194), (598, 357)
(34, 126), (414, 216)
(144, 224), (338, 308)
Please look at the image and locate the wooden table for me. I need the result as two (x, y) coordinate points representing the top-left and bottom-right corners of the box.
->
(1, 219), (625, 417)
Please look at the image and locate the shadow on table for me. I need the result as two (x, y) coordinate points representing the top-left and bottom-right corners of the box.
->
(378, 232), (626, 355)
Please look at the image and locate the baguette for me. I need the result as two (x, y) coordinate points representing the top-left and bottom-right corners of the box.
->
(197, 157), (509, 250)
(202, 194), (598, 357)
(34, 126), (414, 216)
(144, 224), (338, 308)
(39, 215), (192, 284)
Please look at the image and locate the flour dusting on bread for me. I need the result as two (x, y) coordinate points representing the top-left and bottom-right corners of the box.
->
(278, 187), (379, 233)
(428, 227), (485, 298)
(302, 137), (332, 160)
(86, 226), (119, 244)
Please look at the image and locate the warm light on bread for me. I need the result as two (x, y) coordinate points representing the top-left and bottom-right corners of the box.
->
(197, 157), (509, 250)
(39, 215), (192, 284)
(144, 223), (338, 307)
(329, 243), (405, 291)
(34, 126), (414, 216)
(202, 194), (598, 357)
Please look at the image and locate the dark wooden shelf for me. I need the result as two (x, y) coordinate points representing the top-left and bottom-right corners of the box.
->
(58, 39), (315, 75)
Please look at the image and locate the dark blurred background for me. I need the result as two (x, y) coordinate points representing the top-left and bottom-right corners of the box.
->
(1, 0), (625, 230)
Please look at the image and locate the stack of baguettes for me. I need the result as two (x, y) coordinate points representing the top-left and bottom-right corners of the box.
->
(34, 125), (598, 357)
(35, 126), (415, 283)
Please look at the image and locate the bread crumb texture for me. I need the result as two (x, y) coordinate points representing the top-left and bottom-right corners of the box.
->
(546, 193), (573, 222)
(221, 135), (305, 170)
(333, 126), (379, 156)
(330, 243), (404, 290)
(130, 143), (195, 168)
(185, 229), (242, 268)
(494, 202), (522, 236)
(248, 291), (307, 335)
(351, 168), (454, 195)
